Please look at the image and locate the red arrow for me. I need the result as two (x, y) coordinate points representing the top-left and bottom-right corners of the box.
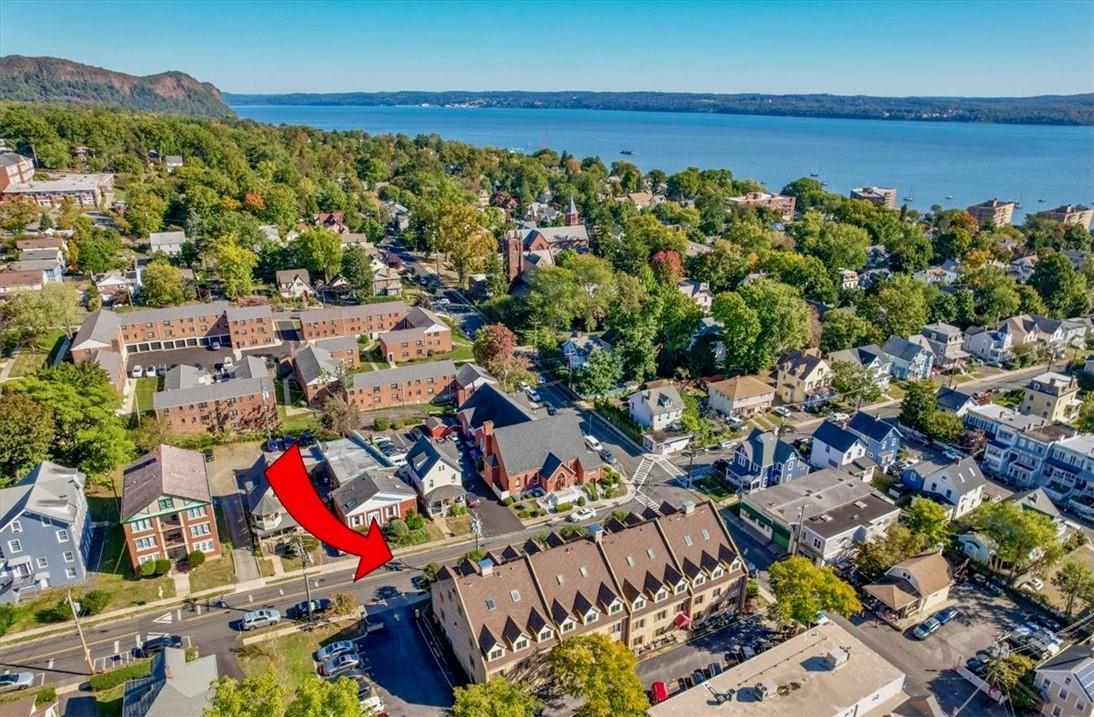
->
(265, 444), (392, 581)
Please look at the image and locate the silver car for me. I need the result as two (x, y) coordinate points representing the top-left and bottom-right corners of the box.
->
(0, 672), (34, 692)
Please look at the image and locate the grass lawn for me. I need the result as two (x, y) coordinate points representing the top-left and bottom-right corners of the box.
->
(695, 475), (734, 502)
(446, 514), (472, 536)
(885, 384), (906, 400)
(9, 329), (65, 377)
(188, 554), (237, 592)
(92, 661), (153, 717)
(258, 558), (277, 577)
(278, 407), (319, 434)
(133, 376), (159, 416)
(237, 623), (345, 690)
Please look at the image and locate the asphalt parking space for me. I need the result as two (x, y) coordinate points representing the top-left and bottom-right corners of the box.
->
(359, 603), (455, 717)
(124, 344), (239, 373)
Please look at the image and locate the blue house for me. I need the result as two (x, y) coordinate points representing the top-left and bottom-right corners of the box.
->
(726, 428), (810, 494)
(882, 336), (935, 381)
(845, 412), (902, 468)
(0, 462), (92, 603)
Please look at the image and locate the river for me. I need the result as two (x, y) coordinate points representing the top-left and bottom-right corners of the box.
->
(232, 104), (1094, 218)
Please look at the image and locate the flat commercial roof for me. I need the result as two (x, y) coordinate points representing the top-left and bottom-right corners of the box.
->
(648, 621), (907, 717)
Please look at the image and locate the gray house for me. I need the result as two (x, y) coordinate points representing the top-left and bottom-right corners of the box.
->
(0, 462), (92, 603)
(845, 412), (902, 468)
(827, 344), (892, 391)
(882, 336), (935, 381)
(725, 428), (809, 494)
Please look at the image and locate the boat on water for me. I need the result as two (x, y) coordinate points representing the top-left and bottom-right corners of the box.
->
(903, 196), (913, 202)
(809, 172), (819, 177)
(945, 195), (954, 200)
(619, 149), (634, 155)
(1038, 198), (1046, 203)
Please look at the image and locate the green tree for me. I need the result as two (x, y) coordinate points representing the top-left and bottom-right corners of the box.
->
(904, 498), (950, 546)
(899, 380), (937, 432)
(972, 501), (1060, 579)
(318, 395), (360, 439)
(283, 675), (362, 717)
(548, 634), (649, 717)
(213, 235), (258, 299)
(685, 239), (755, 293)
(577, 349), (623, 399)
(961, 265), (1020, 325)
(1052, 560), (1094, 616)
(126, 191), (167, 237)
(205, 668), (287, 717)
(924, 410), (963, 443)
(860, 273), (930, 338)
(0, 392), (55, 485)
(768, 556), (862, 628)
(142, 260), (187, 307)
(1030, 252), (1090, 318)
(70, 220), (123, 275)
(819, 309), (883, 353)
(797, 217), (870, 272)
(526, 266), (583, 330)
(340, 246), (373, 300)
(830, 361), (881, 406)
(1078, 393), (1094, 433)
(985, 653), (1039, 709)
(294, 228), (344, 283)
(472, 324), (531, 390)
(854, 523), (927, 579)
(452, 677), (541, 717)
(737, 279), (811, 371)
(710, 291), (758, 372)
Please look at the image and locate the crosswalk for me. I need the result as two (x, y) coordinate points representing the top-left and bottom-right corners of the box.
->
(630, 455), (689, 509)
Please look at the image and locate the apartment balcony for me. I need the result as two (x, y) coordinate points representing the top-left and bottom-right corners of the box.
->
(162, 530), (186, 547)
(158, 514), (182, 529)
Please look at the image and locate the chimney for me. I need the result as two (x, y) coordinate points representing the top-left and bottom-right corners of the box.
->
(481, 420), (494, 439)
(478, 557), (495, 576)
(588, 524), (604, 544)
(682, 500), (696, 516)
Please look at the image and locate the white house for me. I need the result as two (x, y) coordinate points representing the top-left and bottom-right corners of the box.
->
(810, 420), (868, 471)
(149, 230), (186, 256)
(627, 383), (684, 432)
(561, 333), (611, 371)
(676, 278), (714, 313)
(402, 437), (465, 517)
(900, 458), (986, 519)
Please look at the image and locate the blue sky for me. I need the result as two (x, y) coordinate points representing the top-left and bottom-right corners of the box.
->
(2, 1), (1092, 96)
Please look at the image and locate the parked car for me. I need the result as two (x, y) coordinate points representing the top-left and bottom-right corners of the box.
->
(136, 635), (183, 658)
(131, 365), (145, 378)
(911, 616), (941, 640)
(264, 437), (284, 452)
(202, 448), (215, 462)
(936, 607), (960, 624)
(210, 340), (221, 350)
(144, 365), (157, 377)
(0, 672), (34, 693)
(545, 404), (558, 416)
(1023, 577), (1045, 592)
(829, 411), (850, 422)
(727, 415), (746, 429)
(240, 608), (281, 631)
(526, 389), (542, 403)
(288, 599), (331, 619)
(584, 435), (603, 452)
(517, 381), (531, 392)
(648, 681), (669, 705)
(599, 448), (617, 464)
(569, 507), (596, 523)
(320, 652), (361, 677)
(315, 640), (357, 662)
(773, 406), (792, 417)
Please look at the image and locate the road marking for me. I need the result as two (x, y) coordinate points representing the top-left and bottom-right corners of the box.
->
(152, 612), (173, 624)
(278, 588), (284, 596)
(47, 659), (54, 669)
(176, 609), (182, 622)
(112, 640), (118, 654)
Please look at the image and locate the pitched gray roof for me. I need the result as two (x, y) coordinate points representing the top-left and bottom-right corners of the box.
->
(0, 461), (87, 532)
(732, 428), (799, 471)
(936, 387), (975, 413)
(910, 457), (986, 500)
(330, 468), (416, 515)
(882, 335), (929, 362)
(299, 300), (409, 325)
(348, 359), (457, 392)
(406, 436), (462, 478)
(294, 344), (338, 385)
(814, 420), (863, 453)
(72, 309), (122, 351)
(149, 231), (186, 247)
(829, 344), (888, 368)
(153, 373), (273, 410)
(313, 336), (360, 353)
(163, 364), (203, 391)
(455, 363), (496, 388)
(122, 648), (217, 717)
(634, 384), (683, 415)
(847, 412), (899, 443)
(121, 446), (211, 520)
(457, 383), (535, 430)
(1011, 488), (1061, 521)
(492, 414), (603, 476)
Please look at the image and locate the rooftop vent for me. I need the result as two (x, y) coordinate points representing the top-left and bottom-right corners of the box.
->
(682, 500), (696, 515)
(478, 558), (495, 576)
(824, 646), (851, 670)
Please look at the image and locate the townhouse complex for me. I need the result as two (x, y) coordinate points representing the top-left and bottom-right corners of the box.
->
(153, 357), (277, 435)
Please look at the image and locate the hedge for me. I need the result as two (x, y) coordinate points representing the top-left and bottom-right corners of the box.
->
(555, 502), (573, 512)
(89, 661), (152, 692)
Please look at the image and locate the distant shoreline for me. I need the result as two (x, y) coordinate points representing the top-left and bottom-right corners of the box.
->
(223, 90), (1094, 126)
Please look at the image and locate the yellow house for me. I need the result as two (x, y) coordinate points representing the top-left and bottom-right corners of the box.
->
(1021, 371), (1080, 423)
(775, 349), (834, 408)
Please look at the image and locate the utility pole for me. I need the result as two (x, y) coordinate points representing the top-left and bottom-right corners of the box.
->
(296, 536), (313, 620)
(67, 591), (94, 674)
(789, 503), (806, 557)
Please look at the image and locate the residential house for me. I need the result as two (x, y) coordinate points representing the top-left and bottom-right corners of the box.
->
(149, 231), (186, 257)
(1035, 644), (1094, 717)
(1008, 255), (1039, 283)
(275, 269), (314, 300)
(1021, 371), (1081, 422)
(164, 155), (184, 172)
(828, 344), (892, 391)
(0, 462), (91, 603)
(707, 375), (776, 419)
(94, 269), (143, 305)
(775, 349), (834, 408)
(313, 211), (350, 234)
(810, 420), (870, 472)
(1041, 434), (1094, 519)
(900, 458), (986, 518)
(1011, 488), (1068, 539)
(1038, 204), (1093, 230)
(8, 258), (62, 283)
(725, 428), (809, 494)
(454, 362), (497, 404)
(845, 412), (902, 468)
(1000, 314), (1069, 356)
(688, 317), (725, 366)
(628, 383), (685, 432)
(965, 403), (1070, 487)
(850, 186), (897, 208)
(725, 191), (796, 221)
(962, 326), (1014, 364)
(0, 269), (47, 295)
(677, 278), (714, 312)
(967, 199), (1017, 227)
(378, 306), (452, 363)
(430, 500), (745, 682)
(863, 551), (951, 620)
(330, 468), (418, 531)
(882, 336), (935, 380)
(403, 437), (466, 517)
(341, 360), (458, 412)
(120, 445), (220, 570)
(121, 648), (218, 717)
(916, 322), (969, 371)
(243, 457), (300, 542)
(561, 333), (611, 371)
(0, 151), (35, 191)
(153, 357), (277, 435)
(936, 387), (977, 417)
(837, 269), (860, 290)
(16, 236), (66, 252)
(914, 264), (960, 286)
(739, 468), (899, 563)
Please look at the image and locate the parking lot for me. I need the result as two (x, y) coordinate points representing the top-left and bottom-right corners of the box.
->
(124, 343), (240, 374)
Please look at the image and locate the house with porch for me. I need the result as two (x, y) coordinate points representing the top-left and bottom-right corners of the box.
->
(775, 349), (834, 408)
(275, 269), (314, 300)
(725, 428), (809, 494)
(863, 551), (951, 621)
(916, 322), (969, 371)
(810, 420), (869, 471)
(899, 458), (986, 519)
(827, 344), (892, 391)
(963, 326), (1014, 365)
(882, 336), (935, 380)
(403, 437), (466, 517)
(845, 412), (902, 468)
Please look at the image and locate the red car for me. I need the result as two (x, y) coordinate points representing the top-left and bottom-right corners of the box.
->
(648, 681), (668, 705)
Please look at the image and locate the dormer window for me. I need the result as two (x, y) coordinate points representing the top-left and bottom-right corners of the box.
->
(693, 574), (706, 586)
(655, 587), (668, 601)
(609, 601), (623, 615)
(488, 646), (504, 661)
(513, 636), (529, 651)
(538, 627), (553, 642)
(711, 566), (724, 579)
(560, 619), (576, 633)
(674, 581), (688, 594)
(584, 609), (599, 624)
(633, 597), (646, 610)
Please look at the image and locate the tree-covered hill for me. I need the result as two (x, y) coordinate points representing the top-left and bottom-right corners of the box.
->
(0, 55), (233, 118)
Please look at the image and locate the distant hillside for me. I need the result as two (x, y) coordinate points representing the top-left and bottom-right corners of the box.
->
(0, 56), (233, 117)
(224, 89), (1094, 126)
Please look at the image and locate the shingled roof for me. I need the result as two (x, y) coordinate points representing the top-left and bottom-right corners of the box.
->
(121, 446), (211, 520)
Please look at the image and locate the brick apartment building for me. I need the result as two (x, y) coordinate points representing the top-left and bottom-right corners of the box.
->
(0, 152), (35, 191)
(725, 191), (797, 221)
(298, 302), (409, 341)
(153, 357), (278, 435)
(431, 500), (746, 682)
(967, 198), (1017, 227)
(377, 306), (452, 363)
(3, 171), (115, 208)
(70, 302), (276, 360)
(120, 445), (221, 571)
(341, 360), (458, 411)
(292, 336), (362, 405)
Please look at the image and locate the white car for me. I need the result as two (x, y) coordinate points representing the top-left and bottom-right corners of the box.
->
(240, 608), (281, 631)
(131, 365), (145, 378)
(584, 435), (603, 452)
(517, 381), (531, 392)
(223, 356), (235, 368)
(830, 412), (850, 422)
(145, 365), (157, 378)
(1024, 577), (1045, 592)
(773, 406), (792, 417)
(211, 340), (221, 350)
(526, 389), (542, 403)
(569, 507), (596, 523)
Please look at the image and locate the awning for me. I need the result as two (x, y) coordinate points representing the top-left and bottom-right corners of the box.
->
(673, 612), (692, 629)
(863, 581), (918, 610)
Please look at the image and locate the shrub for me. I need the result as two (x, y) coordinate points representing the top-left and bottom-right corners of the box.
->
(420, 562), (441, 586)
(577, 496), (587, 507)
(140, 560), (157, 578)
(89, 661), (152, 692)
(449, 504), (467, 517)
(154, 559), (172, 576)
(374, 417), (391, 431)
(80, 590), (110, 616)
(555, 502), (573, 512)
(35, 601), (69, 624)
(0, 605), (15, 635)
(386, 519), (410, 539)
(329, 592), (356, 616)
(187, 550), (206, 568)
(405, 510), (425, 530)
(501, 496), (515, 506)
(35, 687), (57, 707)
